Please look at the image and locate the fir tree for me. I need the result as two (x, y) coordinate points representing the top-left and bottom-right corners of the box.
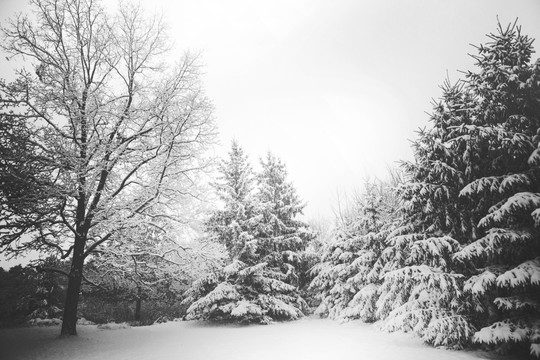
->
(205, 140), (255, 258)
(373, 83), (479, 348)
(183, 150), (314, 323)
(310, 176), (401, 322)
(376, 21), (540, 354)
(250, 152), (313, 285)
(451, 22), (540, 357)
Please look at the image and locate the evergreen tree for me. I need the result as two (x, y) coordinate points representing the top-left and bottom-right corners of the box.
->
(183, 150), (314, 323)
(370, 55), (505, 349)
(375, 84), (478, 348)
(375, 22), (540, 354)
(206, 140), (255, 258)
(250, 152), (313, 285)
(451, 22), (540, 357)
(310, 176), (401, 322)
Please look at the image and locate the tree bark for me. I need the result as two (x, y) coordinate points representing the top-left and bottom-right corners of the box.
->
(134, 287), (142, 322)
(60, 236), (86, 335)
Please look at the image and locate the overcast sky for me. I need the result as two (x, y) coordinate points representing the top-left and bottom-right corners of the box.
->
(144, 0), (540, 220)
(1, 0), (540, 225)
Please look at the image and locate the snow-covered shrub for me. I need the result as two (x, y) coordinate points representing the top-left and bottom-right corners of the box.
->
(77, 317), (96, 325)
(97, 322), (131, 330)
(27, 317), (62, 326)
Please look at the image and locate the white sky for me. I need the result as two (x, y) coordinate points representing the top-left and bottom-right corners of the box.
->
(1, 0), (540, 225)
(140, 0), (540, 220)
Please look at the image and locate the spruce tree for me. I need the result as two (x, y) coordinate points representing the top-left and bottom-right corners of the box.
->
(451, 22), (540, 357)
(205, 140), (255, 258)
(310, 176), (401, 322)
(376, 22), (540, 354)
(183, 150), (313, 323)
(374, 82), (478, 348)
(250, 152), (313, 285)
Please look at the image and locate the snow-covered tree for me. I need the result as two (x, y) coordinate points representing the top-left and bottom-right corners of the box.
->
(0, 0), (216, 335)
(451, 22), (540, 357)
(205, 141), (255, 259)
(250, 153), (314, 286)
(372, 73), (483, 349)
(375, 22), (540, 353)
(87, 218), (224, 320)
(183, 151), (314, 323)
(310, 175), (401, 322)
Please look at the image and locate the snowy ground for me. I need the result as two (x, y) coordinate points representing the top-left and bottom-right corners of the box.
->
(0, 318), (517, 360)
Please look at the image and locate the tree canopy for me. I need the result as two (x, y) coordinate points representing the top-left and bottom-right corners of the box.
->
(0, 0), (216, 335)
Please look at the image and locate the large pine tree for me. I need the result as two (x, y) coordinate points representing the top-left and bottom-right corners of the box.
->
(183, 149), (313, 323)
(375, 22), (540, 354)
(205, 140), (256, 259)
(451, 22), (540, 357)
(373, 80), (478, 349)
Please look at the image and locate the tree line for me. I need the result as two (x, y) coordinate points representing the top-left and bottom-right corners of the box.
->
(307, 21), (540, 358)
(0, 0), (539, 358)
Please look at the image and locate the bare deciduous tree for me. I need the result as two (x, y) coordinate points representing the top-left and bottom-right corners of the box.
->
(0, 0), (216, 335)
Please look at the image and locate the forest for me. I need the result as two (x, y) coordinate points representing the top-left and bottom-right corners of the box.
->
(0, 0), (539, 359)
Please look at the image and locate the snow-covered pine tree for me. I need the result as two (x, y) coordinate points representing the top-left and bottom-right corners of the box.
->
(205, 140), (256, 258)
(374, 80), (479, 349)
(310, 176), (401, 322)
(452, 22), (540, 357)
(183, 150), (314, 323)
(250, 153), (315, 288)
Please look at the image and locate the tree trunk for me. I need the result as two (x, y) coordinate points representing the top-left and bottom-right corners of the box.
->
(60, 236), (86, 336)
(134, 287), (142, 322)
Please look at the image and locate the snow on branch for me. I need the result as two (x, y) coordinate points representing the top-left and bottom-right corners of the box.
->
(186, 282), (241, 318)
(496, 258), (540, 288)
(223, 260), (247, 277)
(425, 315), (476, 348)
(479, 192), (540, 228)
(342, 283), (379, 322)
(409, 236), (461, 268)
(230, 300), (263, 318)
(494, 296), (539, 311)
(463, 266), (507, 295)
(460, 176), (504, 197)
(529, 146), (540, 167)
(474, 320), (529, 345)
(500, 171), (540, 193)
(454, 228), (536, 263)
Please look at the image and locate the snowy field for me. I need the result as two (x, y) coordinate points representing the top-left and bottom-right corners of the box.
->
(0, 318), (516, 360)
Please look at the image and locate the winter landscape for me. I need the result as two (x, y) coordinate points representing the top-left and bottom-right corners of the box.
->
(0, 318), (522, 360)
(1, 0), (540, 359)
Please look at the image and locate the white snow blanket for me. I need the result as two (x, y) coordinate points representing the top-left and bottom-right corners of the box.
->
(0, 318), (500, 360)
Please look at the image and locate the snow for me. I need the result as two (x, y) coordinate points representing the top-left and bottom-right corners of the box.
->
(0, 318), (503, 360)
(230, 300), (263, 317)
(454, 228), (535, 262)
(186, 282), (241, 317)
(496, 257), (540, 288)
(529, 147), (540, 167)
(474, 320), (529, 344)
(463, 269), (498, 295)
(479, 192), (540, 228)
(26, 318), (63, 326)
(459, 176), (503, 197)
(223, 260), (246, 276)
(532, 344), (540, 358)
